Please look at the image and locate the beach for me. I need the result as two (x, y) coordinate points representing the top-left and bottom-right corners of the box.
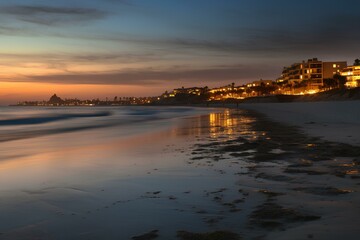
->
(0, 104), (359, 239)
(239, 100), (360, 146)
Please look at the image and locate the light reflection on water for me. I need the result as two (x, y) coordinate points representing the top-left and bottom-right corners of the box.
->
(0, 106), (223, 192)
(0, 107), (260, 197)
(208, 109), (256, 140)
(0, 106), (255, 239)
(172, 109), (256, 142)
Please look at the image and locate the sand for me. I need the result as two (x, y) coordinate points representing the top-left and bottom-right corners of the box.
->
(238, 100), (360, 146)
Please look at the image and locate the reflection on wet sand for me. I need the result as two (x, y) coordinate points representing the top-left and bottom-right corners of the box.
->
(172, 109), (256, 142)
(0, 107), (359, 239)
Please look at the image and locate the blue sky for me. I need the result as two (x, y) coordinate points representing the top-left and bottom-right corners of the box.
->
(0, 0), (359, 102)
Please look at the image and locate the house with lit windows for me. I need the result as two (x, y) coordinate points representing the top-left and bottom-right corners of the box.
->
(341, 65), (360, 88)
(278, 58), (347, 90)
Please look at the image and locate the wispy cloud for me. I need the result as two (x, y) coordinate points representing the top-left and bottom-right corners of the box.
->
(0, 5), (107, 26)
(0, 25), (20, 35)
(155, 24), (360, 56)
(1, 7), (358, 59)
(0, 52), (162, 65)
(101, 0), (135, 5)
(10, 64), (275, 85)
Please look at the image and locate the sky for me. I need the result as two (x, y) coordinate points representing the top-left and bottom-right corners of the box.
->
(0, 0), (360, 104)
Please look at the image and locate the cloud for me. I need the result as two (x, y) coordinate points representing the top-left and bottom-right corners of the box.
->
(77, 24), (359, 59)
(0, 52), (162, 70)
(11, 64), (276, 86)
(101, 0), (134, 5)
(0, 25), (22, 35)
(1, 6), (358, 60)
(161, 25), (360, 56)
(70, 53), (160, 63)
(0, 5), (107, 26)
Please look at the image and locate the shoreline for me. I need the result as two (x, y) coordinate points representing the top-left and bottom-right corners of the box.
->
(0, 106), (359, 239)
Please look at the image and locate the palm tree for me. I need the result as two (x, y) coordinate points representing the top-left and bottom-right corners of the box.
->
(354, 59), (360, 66)
(333, 74), (347, 88)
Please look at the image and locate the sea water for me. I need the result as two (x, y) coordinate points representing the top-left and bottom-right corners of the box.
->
(0, 106), (236, 240)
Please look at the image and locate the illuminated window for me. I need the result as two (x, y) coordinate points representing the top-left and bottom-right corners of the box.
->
(333, 64), (336, 68)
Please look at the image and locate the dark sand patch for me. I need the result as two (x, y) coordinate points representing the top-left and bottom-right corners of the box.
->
(284, 168), (327, 175)
(249, 202), (320, 230)
(255, 173), (294, 182)
(177, 230), (241, 240)
(258, 190), (285, 198)
(132, 230), (159, 240)
(288, 159), (313, 168)
(293, 187), (354, 196)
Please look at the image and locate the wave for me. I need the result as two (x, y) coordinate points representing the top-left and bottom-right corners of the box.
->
(126, 107), (193, 116)
(0, 111), (111, 126)
(0, 123), (112, 143)
(0, 106), (211, 143)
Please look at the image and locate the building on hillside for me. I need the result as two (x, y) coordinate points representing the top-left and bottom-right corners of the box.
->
(278, 63), (299, 85)
(341, 65), (360, 88)
(161, 87), (209, 98)
(278, 58), (347, 90)
(208, 84), (247, 100)
(246, 79), (274, 87)
(323, 62), (347, 79)
(208, 84), (235, 93)
(172, 87), (208, 95)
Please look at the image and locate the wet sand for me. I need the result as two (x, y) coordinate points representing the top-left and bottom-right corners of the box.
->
(0, 107), (359, 239)
(187, 109), (360, 239)
(238, 101), (360, 146)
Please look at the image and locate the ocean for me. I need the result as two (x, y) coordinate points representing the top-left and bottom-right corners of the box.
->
(0, 106), (233, 240)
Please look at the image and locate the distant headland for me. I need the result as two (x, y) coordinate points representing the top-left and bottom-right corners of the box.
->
(14, 94), (158, 106)
(13, 57), (360, 106)
(13, 88), (360, 107)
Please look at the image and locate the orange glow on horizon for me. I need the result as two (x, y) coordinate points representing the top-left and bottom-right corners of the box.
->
(0, 82), (163, 105)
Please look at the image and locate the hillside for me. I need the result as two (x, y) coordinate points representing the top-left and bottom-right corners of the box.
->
(295, 87), (360, 101)
(239, 88), (360, 103)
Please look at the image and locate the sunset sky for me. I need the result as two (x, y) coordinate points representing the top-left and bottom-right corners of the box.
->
(1, 0), (359, 104)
